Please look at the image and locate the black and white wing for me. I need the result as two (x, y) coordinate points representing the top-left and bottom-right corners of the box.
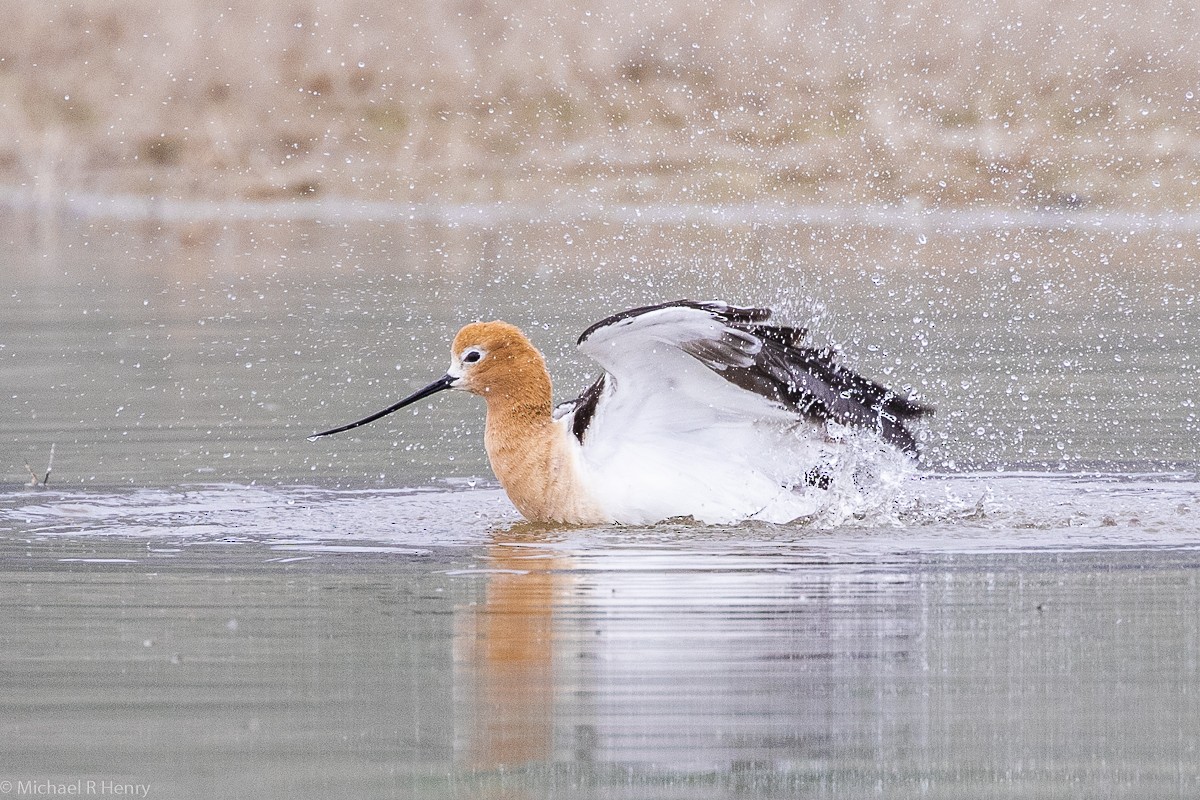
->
(562, 299), (930, 454)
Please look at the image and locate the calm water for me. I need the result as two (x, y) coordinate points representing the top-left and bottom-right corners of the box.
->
(2, 204), (1199, 798)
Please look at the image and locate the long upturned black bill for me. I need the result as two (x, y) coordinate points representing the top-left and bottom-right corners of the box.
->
(308, 374), (456, 441)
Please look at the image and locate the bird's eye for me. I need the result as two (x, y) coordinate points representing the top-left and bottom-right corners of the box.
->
(462, 350), (483, 364)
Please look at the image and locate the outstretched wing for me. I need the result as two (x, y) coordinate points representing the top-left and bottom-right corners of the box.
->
(564, 299), (930, 454)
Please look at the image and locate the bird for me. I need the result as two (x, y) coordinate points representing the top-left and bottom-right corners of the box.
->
(310, 300), (930, 525)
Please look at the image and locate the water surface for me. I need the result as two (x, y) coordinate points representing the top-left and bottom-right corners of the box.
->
(1, 207), (1198, 798)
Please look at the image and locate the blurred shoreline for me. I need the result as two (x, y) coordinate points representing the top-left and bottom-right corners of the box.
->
(4, 0), (1199, 213)
(8, 184), (1200, 233)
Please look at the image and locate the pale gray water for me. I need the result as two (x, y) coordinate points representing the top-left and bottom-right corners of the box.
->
(2, 206), (1199, 798)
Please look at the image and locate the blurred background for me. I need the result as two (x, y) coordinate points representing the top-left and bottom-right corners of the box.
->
(3, 0), (1199, 210)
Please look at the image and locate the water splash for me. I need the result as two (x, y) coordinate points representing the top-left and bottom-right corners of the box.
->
(809, 427), (919, 528)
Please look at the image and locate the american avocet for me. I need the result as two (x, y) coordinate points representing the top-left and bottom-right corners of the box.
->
(311, 300), (929, 525)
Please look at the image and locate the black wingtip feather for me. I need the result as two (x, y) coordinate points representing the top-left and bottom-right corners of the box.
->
(747, 338), (931, 455)
(569, 374), (606, 443)
(704, 302), (931, 454)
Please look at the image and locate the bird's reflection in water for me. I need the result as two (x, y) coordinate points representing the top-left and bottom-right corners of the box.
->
(456, 523), (571, 771)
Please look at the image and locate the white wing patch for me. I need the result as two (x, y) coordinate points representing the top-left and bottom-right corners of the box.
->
(572, 303), (825, 524)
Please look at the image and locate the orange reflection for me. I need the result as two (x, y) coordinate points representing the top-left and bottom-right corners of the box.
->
(459, 525), (569, 770)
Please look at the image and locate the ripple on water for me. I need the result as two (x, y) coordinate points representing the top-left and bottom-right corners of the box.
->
(0, 473), (1196, 557)
(0, 484), (516, 549)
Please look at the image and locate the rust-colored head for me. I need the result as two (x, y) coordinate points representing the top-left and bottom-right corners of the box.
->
(448, 321), (551, 407)
(309, 319), (553, 441)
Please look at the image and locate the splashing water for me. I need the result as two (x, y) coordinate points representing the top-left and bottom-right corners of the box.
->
(810, 427), (920, 528)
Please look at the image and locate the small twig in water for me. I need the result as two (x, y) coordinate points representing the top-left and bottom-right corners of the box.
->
(24, 443), (54, 487)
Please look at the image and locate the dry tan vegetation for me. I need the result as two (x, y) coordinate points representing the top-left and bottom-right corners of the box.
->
(3, 0), (1199, 210)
